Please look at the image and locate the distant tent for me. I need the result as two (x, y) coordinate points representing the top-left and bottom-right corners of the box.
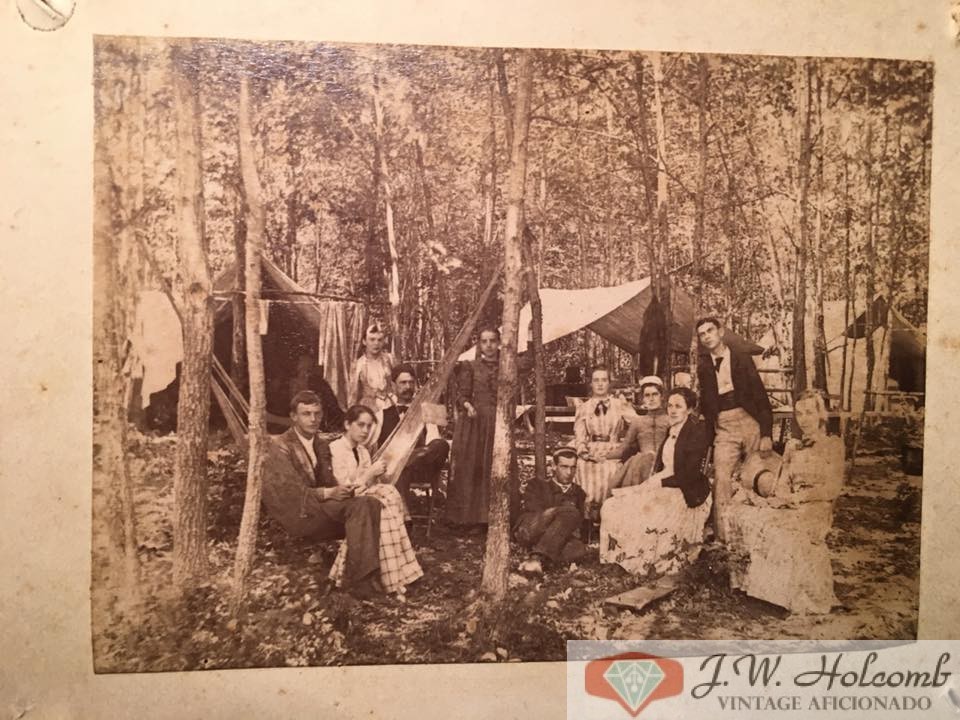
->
(459, 278), (763, 361)
(127, 255), (366, 432)
(823, 298), (925, 411)
(757, 296), (926, 412)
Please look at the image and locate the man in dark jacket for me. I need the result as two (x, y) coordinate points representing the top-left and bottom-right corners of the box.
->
(261, 390), (382, 598)
(515, 447), (588, 574)
(376, 364), (450, 511)
(695, 316), (773, 542)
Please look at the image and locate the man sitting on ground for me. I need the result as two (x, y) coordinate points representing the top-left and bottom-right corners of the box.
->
(261, 390), (382, 599)
(515, 447), (588, 575)
(375, 364), (450, 513)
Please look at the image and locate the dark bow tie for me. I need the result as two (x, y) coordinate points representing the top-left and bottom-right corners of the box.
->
(800, 438), (816, 448)
(397, 404), (409, 416)
(595, 400), (609, 417)
(714, 356), (724, 372)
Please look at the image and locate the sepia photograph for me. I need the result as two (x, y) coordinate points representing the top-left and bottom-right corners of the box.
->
(92, 35), (932, 672)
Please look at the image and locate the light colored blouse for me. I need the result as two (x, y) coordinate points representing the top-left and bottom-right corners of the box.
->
(659, 418), (687, 476)
(348, 352), (395, 408)
(573, 395), (636, 455)
(329, 436), (372, 487)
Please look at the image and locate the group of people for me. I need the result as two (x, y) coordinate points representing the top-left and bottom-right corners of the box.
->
(260, 316), (845, 615)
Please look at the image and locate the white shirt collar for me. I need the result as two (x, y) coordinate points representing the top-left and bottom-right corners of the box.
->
(668, 417), (688, 438)
(710, 344), (731, 361)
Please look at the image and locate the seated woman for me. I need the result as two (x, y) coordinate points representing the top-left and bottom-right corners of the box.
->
(328, 405), (423, 597)
(726, 390), (844, 614)
(599, 387), (712, 577)
(574, 366), (636, 519)
(610, 375), (671, 489)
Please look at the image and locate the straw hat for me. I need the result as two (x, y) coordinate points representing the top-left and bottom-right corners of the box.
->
(739, 452), (783, 497)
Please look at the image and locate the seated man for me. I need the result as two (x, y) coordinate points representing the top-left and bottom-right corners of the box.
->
(515, 447), (588, 574)
(375, 364), (450, 512)
(261, 390), (382, 599)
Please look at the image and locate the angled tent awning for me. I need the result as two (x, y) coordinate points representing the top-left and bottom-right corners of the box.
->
(459, 278), (762, 360)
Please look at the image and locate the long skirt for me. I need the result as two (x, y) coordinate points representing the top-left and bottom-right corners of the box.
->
(330, 484), (423, 594)
(576, 440), (623, 511)
(610, 451), (657, 490)
(445, 406), (495, 524)
(599, 480), (712, 577)
(727, 501), (837, 614)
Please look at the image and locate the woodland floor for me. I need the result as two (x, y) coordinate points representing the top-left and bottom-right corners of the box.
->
(91, 428), (921, 672)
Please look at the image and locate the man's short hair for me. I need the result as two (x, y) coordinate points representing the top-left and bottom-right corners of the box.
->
(552, 446), (579, 463)
(289, 390), (323, 414)
(392, 363), (418, 383)
(695, 316), (723, 333)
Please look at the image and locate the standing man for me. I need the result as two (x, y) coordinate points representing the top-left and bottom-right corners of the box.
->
(376, 364), (450, 511)
(515, 447), (588, 574)
(695, 317), (773, 542)
(262, 390), (382, 599)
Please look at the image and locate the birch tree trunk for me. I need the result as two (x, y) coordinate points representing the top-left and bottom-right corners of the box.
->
(170, 40), (213, 589)
(650, 52), (672, 380)
(811, 71), (828, 394)
(480, 49), (533, 606)
(232, 73), (269, 611)
(791, 58), (813, 399)
(689, 55), (710, 383)
(371, 72), (403, 356)
(523, 231), (546, 486)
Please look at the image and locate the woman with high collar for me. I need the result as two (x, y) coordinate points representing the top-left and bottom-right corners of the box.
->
(599, 387), (713, 577)
(445, 328), (502, 526)
(347, 322), (395, 450)
(573, 366), (636, 517)
(610, 375), (671, 490)
(726, 390), (844, 614)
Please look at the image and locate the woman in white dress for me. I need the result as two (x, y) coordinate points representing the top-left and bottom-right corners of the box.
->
(600, 387), (713, 577)
(328, 405), (423, 597)
(726, 390), (844, 614)
(574, 366), (636, 518)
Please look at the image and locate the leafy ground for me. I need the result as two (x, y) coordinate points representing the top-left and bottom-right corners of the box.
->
(91, 429), (920, 672)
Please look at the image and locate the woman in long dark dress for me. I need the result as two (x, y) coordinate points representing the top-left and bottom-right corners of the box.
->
(445, 328), (501, 526)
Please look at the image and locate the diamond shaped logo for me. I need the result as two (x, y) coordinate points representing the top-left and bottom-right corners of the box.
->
(586, 652), (683, 717)
(604, 659), (666, 712)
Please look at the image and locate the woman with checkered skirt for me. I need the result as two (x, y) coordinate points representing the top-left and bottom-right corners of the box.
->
(328, 405), (423, 597)
(574, 366), (635, 516)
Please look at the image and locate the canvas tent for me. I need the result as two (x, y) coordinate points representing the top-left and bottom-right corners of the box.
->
(459, 277), (762, 361)
(757, 296), (926, 413)
(128, 255), (367, 431)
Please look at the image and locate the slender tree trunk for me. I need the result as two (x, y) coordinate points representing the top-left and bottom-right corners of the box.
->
(791, 58), (813, 399)
(840, 157), (852, 411)
(863, 111), (888, 412)
(481, 49), (533, 606)
(232, 73), (269, 611)
(371, 72), (402, 355)
(523, 232), (546, 486)
(649, 52), (672, 381)
(811, 70), (828, 394)
(170, 41), (212, 589)
(483, 64), (498, 249)
(689, 55), (710, 384)
(231, 189), (248, 391)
